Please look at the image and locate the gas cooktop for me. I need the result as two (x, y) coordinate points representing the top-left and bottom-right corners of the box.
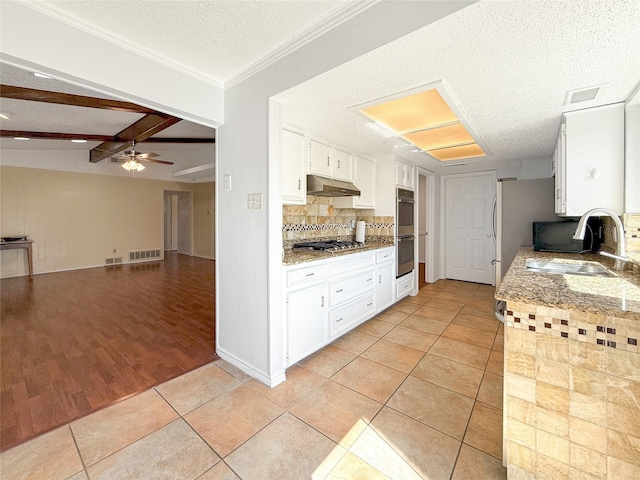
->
(292, 240), (365, 253)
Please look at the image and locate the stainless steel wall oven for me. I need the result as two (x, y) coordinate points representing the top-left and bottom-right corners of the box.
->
(396, 188), (415, 278)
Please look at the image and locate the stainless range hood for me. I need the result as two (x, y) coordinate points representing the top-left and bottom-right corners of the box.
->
(306, 175), (361, 197)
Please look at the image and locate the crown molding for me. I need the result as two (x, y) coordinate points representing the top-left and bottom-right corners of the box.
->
(18, 0), (225, 90)
(20, 0), (379, 91)
(225, 0), (379, 89)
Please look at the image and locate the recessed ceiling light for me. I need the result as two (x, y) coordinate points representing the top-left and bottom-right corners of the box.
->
(353, 81), (488, 161)
(33, 72), (52, 79)
(14, 137), (30, 141)
(71, 139), (87, 143)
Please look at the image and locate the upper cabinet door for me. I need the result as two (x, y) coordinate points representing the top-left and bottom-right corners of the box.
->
(557, 103), (624, 216)
(333, 156), (375, 209)
(395, 159), (415, 190)
(282, 130), (307, 205)
(333, 149), (353, 182)
(309, 140), (333, 177)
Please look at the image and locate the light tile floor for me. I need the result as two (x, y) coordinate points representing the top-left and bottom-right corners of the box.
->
(0, 279), (506, 480)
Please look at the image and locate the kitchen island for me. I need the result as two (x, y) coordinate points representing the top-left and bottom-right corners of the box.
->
(496, 248), (640, 479)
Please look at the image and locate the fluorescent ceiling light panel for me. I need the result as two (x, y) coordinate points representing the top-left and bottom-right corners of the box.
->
(360, 89), (458, 133)
(354, 81), (488, 161)
(429, 143), (485, 161)
(402, 123), (474, 151)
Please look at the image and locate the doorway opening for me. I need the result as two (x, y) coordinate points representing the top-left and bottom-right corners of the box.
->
(417, 168), (437, 287)
(164, 191), (192, 255)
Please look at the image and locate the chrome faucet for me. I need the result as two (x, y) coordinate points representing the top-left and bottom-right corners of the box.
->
(573, 208), (629, 270)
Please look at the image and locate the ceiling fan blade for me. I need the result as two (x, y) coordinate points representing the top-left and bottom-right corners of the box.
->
(144, 158), (174, 165)
(134, 151), (159, 159)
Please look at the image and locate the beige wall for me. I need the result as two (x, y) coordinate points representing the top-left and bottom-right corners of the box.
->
(0, 166), (193, 278)
(193, 182), (215, 259)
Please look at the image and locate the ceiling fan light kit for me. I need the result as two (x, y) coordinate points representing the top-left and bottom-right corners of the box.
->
(122, 159), (145, 172)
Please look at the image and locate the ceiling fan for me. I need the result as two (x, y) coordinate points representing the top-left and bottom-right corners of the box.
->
(111, 140), (174, 172)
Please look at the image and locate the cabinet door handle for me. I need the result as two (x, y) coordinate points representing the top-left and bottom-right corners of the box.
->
(338, 159), (341, 169)
(321, 295), (324, 307)
(336, 317), (344, 323)
(298, 179), (301, 190)
(379, 275), (381, 284)
(336, 288), (344, 293)
(327, 156), (330, 166)
(367, 278), (373, 282)
(305, 272), (315, 277)
(367, 303), (373, 307)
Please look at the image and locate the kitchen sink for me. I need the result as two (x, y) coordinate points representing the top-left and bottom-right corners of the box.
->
(525, 259), (616, 277)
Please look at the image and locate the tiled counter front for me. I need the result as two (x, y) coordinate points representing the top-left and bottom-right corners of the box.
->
(503, 301), (640, 479)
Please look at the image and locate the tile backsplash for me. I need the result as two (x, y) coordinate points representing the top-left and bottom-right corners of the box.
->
(282, 196), (393, 247)
(624, 213), (640, 252)
(600, 213), (640, 254)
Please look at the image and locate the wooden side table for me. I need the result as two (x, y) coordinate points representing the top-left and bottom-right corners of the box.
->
(0, 240), (34, 279)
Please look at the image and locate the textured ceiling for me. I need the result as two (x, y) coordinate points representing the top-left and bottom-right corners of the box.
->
(28, 0), (351, 85)
(275, 0), (640, 174)
(3, 0), (639, 179)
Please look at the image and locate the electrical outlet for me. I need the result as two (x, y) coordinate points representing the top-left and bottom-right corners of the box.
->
(248, 193), (263, 211)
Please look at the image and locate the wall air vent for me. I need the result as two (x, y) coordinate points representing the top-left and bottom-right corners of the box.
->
(564, 84), (606, 105)
(128, 249), (162, 263)
(105, 256), (123, 266)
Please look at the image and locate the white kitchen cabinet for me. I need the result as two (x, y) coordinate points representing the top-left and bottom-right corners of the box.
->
(287, 282), (327, 365)
(395, 159), (415, 190)
(328, 268), (375, 307)
(555, 103), (624, 216)
(329, 292), (375, 338)
(309, 140), (333, 178)
(375, 248), (395, 312)
(283, 247), (397, 367)
(333, 149), (353, 182)
(396, 273), (414, 301)
(309, 140), (355, 182)
(334, 156), (376, 209)
(281, 129), (307, 205)
(376, 249), (394, 312)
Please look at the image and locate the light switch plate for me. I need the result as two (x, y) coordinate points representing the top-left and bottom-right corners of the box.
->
(224, 175), (232, 191)
(248, 193), (263, 211)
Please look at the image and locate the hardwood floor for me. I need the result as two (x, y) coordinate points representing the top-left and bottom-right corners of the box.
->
(0, 253), (217, 451)
(418, 262), (427, 289)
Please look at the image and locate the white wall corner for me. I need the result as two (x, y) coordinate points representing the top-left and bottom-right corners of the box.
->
(519, 157), (553, 180)
(217, 347), (286, 387)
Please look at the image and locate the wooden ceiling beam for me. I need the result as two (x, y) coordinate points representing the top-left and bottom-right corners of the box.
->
(0, 130), (214, 143)
(0, 85), (157, 114)
(0, 130), (114, 141)
(90, 113), (181, 163)
(140, 137), (214, 144)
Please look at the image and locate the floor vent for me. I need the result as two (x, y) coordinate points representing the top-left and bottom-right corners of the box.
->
(128, 249), (162, 263)
(105, 256), (123, 266)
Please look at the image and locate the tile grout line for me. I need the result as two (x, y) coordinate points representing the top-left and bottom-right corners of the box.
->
(67, 424), (90, 480)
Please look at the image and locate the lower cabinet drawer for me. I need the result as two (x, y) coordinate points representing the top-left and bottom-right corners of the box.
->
(396, 274), (414, 300)
(329, 292), (375, 337)
(329, 269), (375, 307)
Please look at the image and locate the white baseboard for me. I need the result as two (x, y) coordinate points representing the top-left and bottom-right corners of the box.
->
(216, 347), (286, 388)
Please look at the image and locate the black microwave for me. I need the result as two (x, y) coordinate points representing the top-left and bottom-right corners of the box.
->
(532, 218), (603, 253)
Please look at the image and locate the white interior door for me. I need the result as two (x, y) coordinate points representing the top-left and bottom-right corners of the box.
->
(444, 173), (496, 284)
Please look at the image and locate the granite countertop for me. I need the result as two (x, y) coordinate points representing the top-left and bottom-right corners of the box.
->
(282, 241), (395, 266)
(496, 248), (640, 320)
